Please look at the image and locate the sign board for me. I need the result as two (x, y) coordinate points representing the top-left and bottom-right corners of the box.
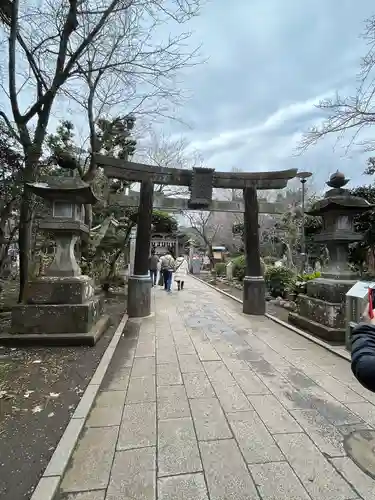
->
(346, 281), (375, 299)
(345, 281), (375, 351)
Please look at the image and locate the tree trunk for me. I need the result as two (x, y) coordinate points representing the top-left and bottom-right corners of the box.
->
(102, 226), (133, 289)
(208, 246), (215, 269)
(102, 248), (124, 292)
(202, 237), (215, 269)
(18, 187), (33, 302)
(81, 203), (93, 263)
(17, 147), (41, 303)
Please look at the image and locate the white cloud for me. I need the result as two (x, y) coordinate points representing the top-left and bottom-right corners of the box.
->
(186, 92), (332, 153)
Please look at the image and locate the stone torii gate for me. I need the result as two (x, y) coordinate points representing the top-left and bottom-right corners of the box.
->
(95, 155), (297, 318)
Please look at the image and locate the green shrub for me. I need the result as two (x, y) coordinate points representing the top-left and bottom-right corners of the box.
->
(264, 266), (296, 298)
(232, 255), (246, 281)
(215, 262), (227, 277)
(300, 271), (321, 281)
(231, 255), (265, 282)
(291, 271), (321, 295)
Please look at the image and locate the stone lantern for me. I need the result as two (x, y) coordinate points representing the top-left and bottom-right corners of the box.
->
(309, 171), (371, 279)
(289, 171), (372, 343)
(4, 176), (110, 346)
(30, 177), (95, 278)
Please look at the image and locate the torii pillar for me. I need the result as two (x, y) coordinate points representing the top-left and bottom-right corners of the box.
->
(127, 180), (154, 317)
(243, 186), (265, 315)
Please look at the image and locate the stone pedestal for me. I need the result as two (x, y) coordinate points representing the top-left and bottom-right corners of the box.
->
(243, 276), (266, 315)
(288, 277), (354, 343)
(1, 275), (109, 346)
(128, 275), (152, 318)
(26, 275), (95, 304)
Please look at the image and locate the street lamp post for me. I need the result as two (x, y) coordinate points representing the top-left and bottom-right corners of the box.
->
(296, 171), (312, 273)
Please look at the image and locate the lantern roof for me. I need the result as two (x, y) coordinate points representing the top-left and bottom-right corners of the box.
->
(27, 177), (99, 205)
(306, 172), (373, 216)
(306, 195), (373, 216)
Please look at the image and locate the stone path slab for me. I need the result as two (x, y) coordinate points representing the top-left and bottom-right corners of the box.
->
(52, 277), (375, 500)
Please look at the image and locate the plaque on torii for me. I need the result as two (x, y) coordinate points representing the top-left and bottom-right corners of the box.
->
(95, 154), (297, 318)
(188, 167), (215, 209)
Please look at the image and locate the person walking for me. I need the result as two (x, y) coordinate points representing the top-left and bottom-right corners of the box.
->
(174, 254), (189, 291)
(160, 250), (175, 292)
(148, 249), (159, 286)
(157, 257), (163, 287)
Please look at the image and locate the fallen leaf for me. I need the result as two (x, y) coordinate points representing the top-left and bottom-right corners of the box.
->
(0, 391), (13, 400)
(32, 405), (43, 414)
(47, 412), (54, 418)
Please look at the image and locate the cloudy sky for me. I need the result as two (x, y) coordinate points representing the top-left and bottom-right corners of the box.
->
(1, 1), (374, 193)
(162, 0), (375, 191)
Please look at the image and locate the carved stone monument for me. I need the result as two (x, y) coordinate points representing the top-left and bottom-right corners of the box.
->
(2, 177), (110, 345)
(226, 261), (233, 281)
(289, 171), (372, 342)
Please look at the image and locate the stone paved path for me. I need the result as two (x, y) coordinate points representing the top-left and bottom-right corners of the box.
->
(55, 277), (375, 500)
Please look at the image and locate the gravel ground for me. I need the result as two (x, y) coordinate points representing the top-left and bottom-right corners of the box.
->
(0, 293), (126, 500)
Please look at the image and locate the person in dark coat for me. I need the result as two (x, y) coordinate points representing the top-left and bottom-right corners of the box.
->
(351, 305), (375, 393)
(148, 249), (159, 286)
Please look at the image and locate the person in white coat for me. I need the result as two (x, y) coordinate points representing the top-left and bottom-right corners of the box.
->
(174, 254), (189, 291)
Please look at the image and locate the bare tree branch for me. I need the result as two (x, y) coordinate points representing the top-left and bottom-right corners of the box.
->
(135, 130), (202, 197)
(0, 0), (204, 301)
(8, 0), (21, 123)
(184, 211), (222, 267)
(0, 111), (21, 142)
(298, 15), (375, 154)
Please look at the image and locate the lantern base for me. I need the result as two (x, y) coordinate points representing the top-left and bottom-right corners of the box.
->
(288, 312), (345, 343)
(26, 275), (95, 305)
(288, 276), (355, 344)
(0, 314), (110, 346)
(8, 295), (109, 346)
